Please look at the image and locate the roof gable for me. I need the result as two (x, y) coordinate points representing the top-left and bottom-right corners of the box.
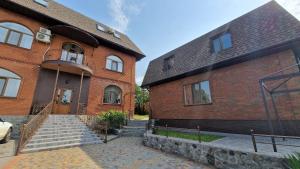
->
(142, 1), (300, 87)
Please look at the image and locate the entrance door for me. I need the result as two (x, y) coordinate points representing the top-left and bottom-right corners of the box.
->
(53, 88), (73, 114)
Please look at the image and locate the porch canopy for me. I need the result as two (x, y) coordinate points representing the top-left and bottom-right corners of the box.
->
(49, 25), (99, 47)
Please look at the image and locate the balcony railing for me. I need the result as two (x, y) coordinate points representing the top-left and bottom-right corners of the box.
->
(43, 49), (87, 66)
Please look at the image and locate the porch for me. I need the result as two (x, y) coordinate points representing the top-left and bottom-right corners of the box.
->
(32, 45), (93, 115)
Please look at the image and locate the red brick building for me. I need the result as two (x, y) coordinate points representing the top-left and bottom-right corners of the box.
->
(142, 1), (300, 135)
(0, 0), (144, 116)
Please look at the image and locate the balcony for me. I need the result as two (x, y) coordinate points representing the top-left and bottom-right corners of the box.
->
(41, 48), (93, 76)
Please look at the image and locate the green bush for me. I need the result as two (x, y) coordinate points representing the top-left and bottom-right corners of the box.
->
(285, 153), (300, 169)
(98, 110), (126, 129)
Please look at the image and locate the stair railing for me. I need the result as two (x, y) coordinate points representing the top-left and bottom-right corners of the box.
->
(77, 115), (108, 143)
(16, 102), (53, 155)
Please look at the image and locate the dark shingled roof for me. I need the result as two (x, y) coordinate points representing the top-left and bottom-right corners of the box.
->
(142, 1), (300, 87)
(4, 0), (144, 59)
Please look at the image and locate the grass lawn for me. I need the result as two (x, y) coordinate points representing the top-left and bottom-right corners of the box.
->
(133, 114), (149, 120)
(154, 129), (223, 142)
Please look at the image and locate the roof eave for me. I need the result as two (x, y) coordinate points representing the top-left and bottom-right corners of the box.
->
(142, 38), (300, 88)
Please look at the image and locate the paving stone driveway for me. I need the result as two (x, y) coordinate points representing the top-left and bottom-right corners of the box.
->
(3, 137), (213, 169)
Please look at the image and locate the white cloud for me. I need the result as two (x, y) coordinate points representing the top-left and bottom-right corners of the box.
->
(108, 0), (143, 32)
(276, 0), (300, 19)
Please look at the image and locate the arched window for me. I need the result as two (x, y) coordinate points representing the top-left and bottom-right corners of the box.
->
(106, 55), (123, 73)
(103, 85), (122, 104)
(0, 22), (34, 49)
(61, 43), (84, 65)
(0, 68), (21, 97)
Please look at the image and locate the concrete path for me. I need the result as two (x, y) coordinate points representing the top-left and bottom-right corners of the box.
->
(160, 127), (300, 157)
(201, 131), (300, 157)
(3, 137), (213, 169)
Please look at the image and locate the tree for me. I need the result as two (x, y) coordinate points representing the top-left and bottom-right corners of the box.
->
(135, 84), (150, 115)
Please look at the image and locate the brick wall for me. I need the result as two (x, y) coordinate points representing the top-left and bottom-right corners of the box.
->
(149, 50), (300, 121)
(0, 7), (136, 116)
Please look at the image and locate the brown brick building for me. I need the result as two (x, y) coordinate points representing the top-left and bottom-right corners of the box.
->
(142, 1), (300, 135)
(0, 0), (144, 116)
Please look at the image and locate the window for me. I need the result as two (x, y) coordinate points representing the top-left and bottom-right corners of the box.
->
(184, 81), (212, 105)
(106, 55), (123, 73)
(103, 85), (122, 104)
(163, 56), (174, 71)
(60, 89), (72, 104)
(61, 43), (84, 65)
(113, 31), (121, 39)
(0, 22), (34, 49)
(34, 0), (48, 7)
(96, 24), (106, 32)
(212, 32), (232, 53)
(0, 68), (21, 98)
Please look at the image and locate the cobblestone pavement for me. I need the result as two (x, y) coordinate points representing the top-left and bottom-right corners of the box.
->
(3, 137), (213, 169)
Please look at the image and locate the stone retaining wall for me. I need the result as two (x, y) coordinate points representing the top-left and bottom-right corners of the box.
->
(0, 116), (29, 139)
(143, 133), (285, 169)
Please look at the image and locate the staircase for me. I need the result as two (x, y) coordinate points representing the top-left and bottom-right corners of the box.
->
(21, 115), (101, 153)
(121, 120), (147, 137)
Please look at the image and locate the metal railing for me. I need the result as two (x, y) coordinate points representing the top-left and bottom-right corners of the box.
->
(250, 129), (300, 152)
(30, 104), (47, 115)
(77, 103), (87, 115)
(43, 49), (88, 66)
(16, 102), (53, 155)
(151, 124), (203, 143)
(77, 115), (108, 143)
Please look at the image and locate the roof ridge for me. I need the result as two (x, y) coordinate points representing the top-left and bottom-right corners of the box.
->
(51, 0), (123, 34)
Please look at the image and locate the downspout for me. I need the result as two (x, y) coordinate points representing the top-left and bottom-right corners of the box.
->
(129, 60), (134, 119)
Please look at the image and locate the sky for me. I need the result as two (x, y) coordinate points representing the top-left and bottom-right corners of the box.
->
(55, 0), (300, 85)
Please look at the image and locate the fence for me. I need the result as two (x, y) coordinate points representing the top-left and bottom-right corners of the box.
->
(151, 124), (203, 143)
(250, 129), (300, 152)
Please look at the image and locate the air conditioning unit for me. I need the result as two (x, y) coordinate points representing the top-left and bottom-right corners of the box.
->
(36, 32), (51, 43)
(39, 27), (51, 36)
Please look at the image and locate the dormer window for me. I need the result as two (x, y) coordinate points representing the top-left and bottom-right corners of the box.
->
(96, 24), (105, 32)
(113, 32), (121, 39)
(163, 55), (174, 71)
(34, 0), (48, 7)
(212, 32), (232, 53)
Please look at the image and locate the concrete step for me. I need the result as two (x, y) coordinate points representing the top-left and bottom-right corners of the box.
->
(35, 128), (91, 135)
(32, 132), (98, 140)
(25, 137), (101, 149)
(42, 123), (84, 127)
(21, 115), (102, 153)
(127, 120), (148, 127)
(22, 140), (100, 153)
(37, 126), (89, 132)
(28, 135), (99, 144)
(121, 131), (144, 137)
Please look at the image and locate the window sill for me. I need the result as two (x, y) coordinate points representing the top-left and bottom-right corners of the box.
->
(184, 103), (213, 107)
(104, 68), (124, 75)
(0, 96), (18, 100)
(102, 103), (122, 106)
(0, 42), (32, 51)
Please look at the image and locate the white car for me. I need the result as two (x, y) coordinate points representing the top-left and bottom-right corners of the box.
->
(0, 118), (13, 143)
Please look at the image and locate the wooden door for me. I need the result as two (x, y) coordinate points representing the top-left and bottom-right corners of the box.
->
(53, 88), (73, 114)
